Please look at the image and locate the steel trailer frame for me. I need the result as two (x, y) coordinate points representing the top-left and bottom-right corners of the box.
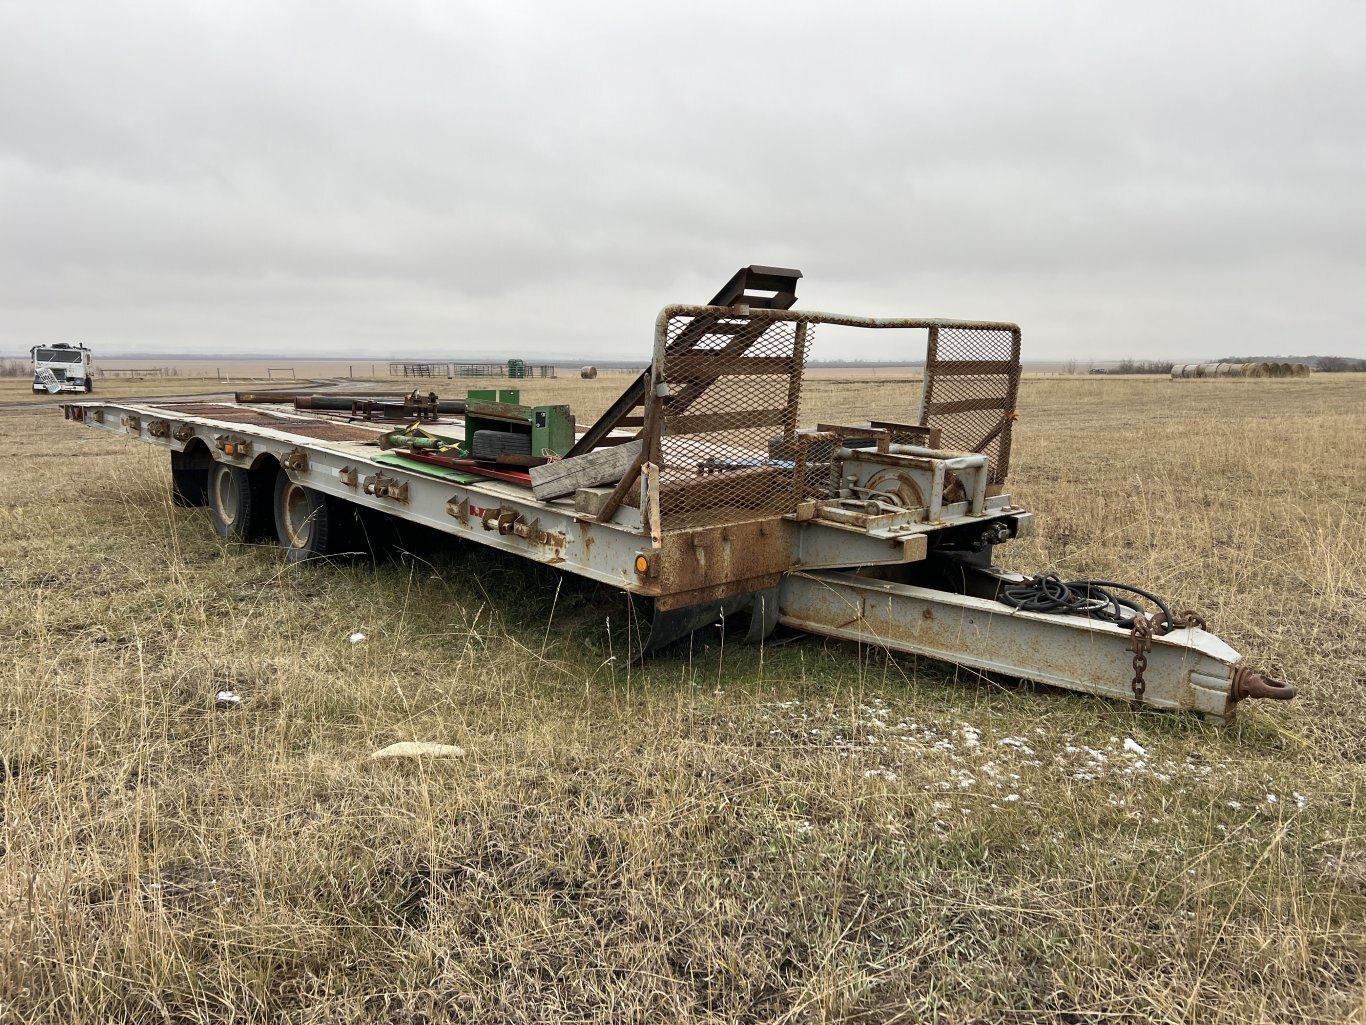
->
(60, 297), (1294, 723)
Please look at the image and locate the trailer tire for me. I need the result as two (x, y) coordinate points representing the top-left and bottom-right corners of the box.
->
(208, 461), (273, 541)
(170, 448), (211, 507)
(273, 475), (342, 563)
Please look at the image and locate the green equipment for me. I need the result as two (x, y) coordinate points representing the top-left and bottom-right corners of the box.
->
(463, 389), (574, 460)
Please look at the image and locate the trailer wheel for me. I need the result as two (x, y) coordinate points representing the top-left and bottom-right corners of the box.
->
(208, 461), (273, 541)
(273, 475), (342, 562)
(170, 448), (211, 507)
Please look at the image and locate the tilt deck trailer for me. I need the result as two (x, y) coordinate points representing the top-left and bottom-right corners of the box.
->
(61, 267), (1295, 722)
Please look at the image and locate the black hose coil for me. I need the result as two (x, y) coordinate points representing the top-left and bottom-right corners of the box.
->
(999, 573), (1177, 631)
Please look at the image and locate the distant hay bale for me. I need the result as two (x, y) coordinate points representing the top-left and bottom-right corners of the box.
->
(1243, 362), (1269, 378)
(1292, 362), (1311, 377)
(580, 366), (598, 380)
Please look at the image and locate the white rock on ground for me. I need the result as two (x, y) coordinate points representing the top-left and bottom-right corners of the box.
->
(371, 742), (466, 761)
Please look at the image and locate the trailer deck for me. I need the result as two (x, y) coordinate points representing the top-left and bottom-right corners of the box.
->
(60, 267), (1296, 721)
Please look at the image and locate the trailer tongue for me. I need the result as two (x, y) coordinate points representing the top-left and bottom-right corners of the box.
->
(60, 266), (1294, 722)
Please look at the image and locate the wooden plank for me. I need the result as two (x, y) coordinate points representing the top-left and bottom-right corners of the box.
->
(595, 449), (647, 523)
(666, 407), (788, 434)
(568, 486), (625, 516)
(867, 419), (926, 433)
(868, 420), (939, 447)
(530, 439), (643, 501)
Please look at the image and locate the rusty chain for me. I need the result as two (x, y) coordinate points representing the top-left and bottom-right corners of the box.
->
(1127, 615), (1153, 701)
(1154, 609), (1208, 634)
(1126, 609), (1210, 702)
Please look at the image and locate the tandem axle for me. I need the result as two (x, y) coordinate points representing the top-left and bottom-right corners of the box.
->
(61, 266), (1295, 721)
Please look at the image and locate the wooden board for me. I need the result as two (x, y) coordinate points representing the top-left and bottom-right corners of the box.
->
(529, 439), (644, 501)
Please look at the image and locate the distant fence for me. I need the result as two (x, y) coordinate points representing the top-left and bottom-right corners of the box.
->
(388, 361), (558, 379)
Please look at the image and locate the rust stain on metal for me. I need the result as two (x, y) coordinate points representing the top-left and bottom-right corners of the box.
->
(647, 517), (793, 609)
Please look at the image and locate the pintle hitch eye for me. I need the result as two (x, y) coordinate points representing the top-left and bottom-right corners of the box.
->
(1231, 668), (1296, 702)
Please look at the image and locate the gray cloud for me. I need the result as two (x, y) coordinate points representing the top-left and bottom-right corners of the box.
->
(2, 0), (1363, 361)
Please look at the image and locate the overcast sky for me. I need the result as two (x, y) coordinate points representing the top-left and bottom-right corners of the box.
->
(2, 1), (1364, 362)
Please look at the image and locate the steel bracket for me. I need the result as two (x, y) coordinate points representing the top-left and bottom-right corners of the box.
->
(362, 473), (408, 502)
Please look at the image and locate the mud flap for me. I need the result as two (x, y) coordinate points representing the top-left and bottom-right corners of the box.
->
(638, 587), (780, 658)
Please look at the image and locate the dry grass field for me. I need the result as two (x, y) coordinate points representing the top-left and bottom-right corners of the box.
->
(1, 372), (1363, 1023)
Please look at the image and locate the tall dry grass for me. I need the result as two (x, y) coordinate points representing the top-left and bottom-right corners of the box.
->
(0, 373), (1362, 1023)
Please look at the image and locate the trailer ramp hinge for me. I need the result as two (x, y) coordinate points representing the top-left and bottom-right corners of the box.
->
(121, 415), (141, 433)
(338, 466), (358, 487)
(91, 408), (104, 423)
(172, 424), (195, 443)
(282, 448), (309, 473)
(446, 497), (470, 525)
(147, 419), (170, 439)
(362, 473), (408, 502)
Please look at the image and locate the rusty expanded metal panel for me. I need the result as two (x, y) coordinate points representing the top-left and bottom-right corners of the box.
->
(794, 431), (842, 503)
(653, 313), (811, 527)
(919, 326), (1021, 484)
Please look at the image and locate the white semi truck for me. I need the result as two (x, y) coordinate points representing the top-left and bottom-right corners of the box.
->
(31, 343), (94, 394)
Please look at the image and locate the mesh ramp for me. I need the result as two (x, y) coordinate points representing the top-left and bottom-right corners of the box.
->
(653, 313), (810, 528)
(918, 325), (1021, 485)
